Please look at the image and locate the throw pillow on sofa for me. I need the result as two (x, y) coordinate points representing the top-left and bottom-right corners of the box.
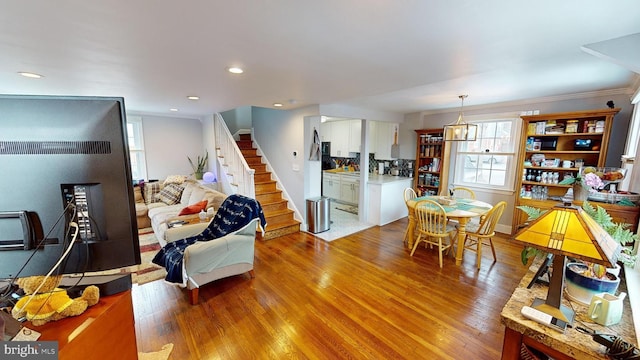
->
(155, 183), (185, 205)
(163, 174), (187, 186)
(144, 181), (163, 204)
(178, 200), (208, 216)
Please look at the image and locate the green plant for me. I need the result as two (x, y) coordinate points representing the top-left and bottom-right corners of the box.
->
(188, 152), (208, 175)
(517, 200), (637, 273)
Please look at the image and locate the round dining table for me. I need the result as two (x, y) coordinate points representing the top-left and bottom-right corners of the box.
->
(406, 196), (493, 266)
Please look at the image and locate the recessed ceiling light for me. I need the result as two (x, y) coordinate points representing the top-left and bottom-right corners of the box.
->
(273, 103), (283, 107)
(228, 67), (244, 74)
(187, 96), (199, 100)
(18, 71), (43, 79)
(170, 108), (179, 112)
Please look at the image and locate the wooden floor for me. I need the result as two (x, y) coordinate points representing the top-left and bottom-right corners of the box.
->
(132, 217), (528, 359)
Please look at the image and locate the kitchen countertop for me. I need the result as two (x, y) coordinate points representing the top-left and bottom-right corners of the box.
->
(323, 170), (412, 184)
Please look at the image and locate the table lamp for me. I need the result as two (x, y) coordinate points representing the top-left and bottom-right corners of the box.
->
(513, 202), (621, 326)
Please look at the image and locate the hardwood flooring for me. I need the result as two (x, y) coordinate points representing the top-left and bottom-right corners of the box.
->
(132, 217), (528, 359)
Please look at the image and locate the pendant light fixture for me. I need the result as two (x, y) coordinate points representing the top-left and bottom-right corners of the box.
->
(444, 95), (477, 141)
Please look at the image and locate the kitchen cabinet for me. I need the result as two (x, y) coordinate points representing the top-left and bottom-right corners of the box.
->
(413, 129), (450, 196)
(321, 120), (361, 157)
(340, 176), (360, 205)
(513, 108), (639, 233)
(369, 121), (378, 154)
(320, 121), (332, 142)
(374, 122), (399, 160)
(368, 176), (412, 225)
(322, 173), (341, 200)
(348, 120), (362, 153)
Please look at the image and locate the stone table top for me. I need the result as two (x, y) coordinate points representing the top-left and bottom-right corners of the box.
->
(500, 258), (637, 359)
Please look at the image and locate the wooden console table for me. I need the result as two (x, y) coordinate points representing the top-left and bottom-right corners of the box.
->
(26, 290), (137, 360)
(500, 260), (637, 359)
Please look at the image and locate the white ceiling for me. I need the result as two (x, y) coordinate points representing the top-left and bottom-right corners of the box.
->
(1, 1), (639, 119)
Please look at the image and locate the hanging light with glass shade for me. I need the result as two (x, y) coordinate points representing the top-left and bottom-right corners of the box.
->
(444, 95), (477, 141)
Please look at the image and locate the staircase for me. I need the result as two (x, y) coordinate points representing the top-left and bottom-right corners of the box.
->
(236, 134), (300, 240)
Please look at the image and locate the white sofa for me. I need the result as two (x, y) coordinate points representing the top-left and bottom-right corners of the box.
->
(146, 180), (227, 245)
(163, 218), (258, 304)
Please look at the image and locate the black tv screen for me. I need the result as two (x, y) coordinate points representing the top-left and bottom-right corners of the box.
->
(0, 95), (140, 279)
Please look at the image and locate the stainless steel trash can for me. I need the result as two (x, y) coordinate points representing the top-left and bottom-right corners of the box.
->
(306, 196), (330, 233)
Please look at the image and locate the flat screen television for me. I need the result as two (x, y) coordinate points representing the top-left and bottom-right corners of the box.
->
(0, 95), (140, 281)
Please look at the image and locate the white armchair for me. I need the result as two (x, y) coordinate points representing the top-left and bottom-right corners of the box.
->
(164, 218), (258, 305)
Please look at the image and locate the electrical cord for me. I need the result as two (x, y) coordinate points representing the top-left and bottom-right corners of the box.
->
(576, 327), (639, 360)
(607, 337), (640, 360)
(13, 222), (80, 318)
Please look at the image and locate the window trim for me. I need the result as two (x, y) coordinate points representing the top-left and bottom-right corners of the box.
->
(452, 112), (522, 192)
(126, 115), (147, 181)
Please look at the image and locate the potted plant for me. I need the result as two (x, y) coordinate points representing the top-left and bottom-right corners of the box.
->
(188, 152), (208, 180)
(558, 167), (605, 201)
(517, 201), (637, 304)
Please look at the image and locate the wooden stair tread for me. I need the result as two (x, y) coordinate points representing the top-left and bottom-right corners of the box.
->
(224, 137), (299, 240)
(263, 218), (300, 229)
(263, 208), (293, 217)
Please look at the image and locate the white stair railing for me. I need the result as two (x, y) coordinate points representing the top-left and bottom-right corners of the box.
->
(214, 113), (255, 198)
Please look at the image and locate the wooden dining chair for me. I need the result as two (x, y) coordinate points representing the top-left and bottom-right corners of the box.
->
(410, 199), (455, 268)
(403, 187), (418, 245)
(462, 201), (507, 269)
(450, 186), (476, 199)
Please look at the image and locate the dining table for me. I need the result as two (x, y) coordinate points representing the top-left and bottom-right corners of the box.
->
(406, 196), (493, 266)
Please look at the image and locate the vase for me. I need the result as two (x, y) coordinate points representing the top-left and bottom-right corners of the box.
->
(573, 184), (589, 201)
(564, 262), (620, 305)
(194, 171), (203, 180)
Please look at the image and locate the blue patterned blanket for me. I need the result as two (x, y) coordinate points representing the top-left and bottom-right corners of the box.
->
(152, 194), (267, 284)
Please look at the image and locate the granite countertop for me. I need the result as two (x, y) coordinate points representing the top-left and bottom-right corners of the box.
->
(500, 258), (637, 359)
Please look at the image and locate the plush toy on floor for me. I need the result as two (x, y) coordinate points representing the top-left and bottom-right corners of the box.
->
(11, 275), (100, 326)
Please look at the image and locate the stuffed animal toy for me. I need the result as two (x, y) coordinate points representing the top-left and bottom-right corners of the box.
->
(11, 275), (99, 326)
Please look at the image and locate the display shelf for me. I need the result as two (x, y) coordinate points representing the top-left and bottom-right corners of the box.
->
(512, 108), (638, 233)
(413, 129), (450, 196)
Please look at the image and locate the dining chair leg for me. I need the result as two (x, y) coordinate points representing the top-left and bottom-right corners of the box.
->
(489, 238), (497, 262)
(438, 239), (444, 268)
(476, 238), (482, 269)
(410, 234), (422, 256)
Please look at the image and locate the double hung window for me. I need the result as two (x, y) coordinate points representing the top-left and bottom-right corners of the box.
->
(453, 116), (520, 191)
(126, 116), (147, 181)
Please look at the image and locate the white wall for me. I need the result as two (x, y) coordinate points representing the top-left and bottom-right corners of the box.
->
(133, 114), (205, 180)
(402, 90), (635, 233)
(220, 106), (252, 136)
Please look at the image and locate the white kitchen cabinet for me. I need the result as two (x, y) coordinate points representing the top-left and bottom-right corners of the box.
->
(348, 120), (361, 153)
(374, 122), (399, 160)
(329, 121), (350, 157)
(322, 173), (341, 199)
(368, 177), (412, 225)
(368, 121), (378, 154)
(340, 176), (360, 205)
(320, 121), (332, 142)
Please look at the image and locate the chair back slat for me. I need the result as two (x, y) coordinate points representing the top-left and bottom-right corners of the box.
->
(475, 201), (507, 236)
(403, 187), (417, 202)
(451, 186), (476, 200)
(414, 200), (449, 237)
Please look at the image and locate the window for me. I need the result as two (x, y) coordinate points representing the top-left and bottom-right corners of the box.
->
(126, 116), (147, 181)
(453, 115), (520, 191)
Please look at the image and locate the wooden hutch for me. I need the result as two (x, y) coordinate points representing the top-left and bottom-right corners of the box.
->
(513, 108), (639, 233)
(413, 129), (451, 196)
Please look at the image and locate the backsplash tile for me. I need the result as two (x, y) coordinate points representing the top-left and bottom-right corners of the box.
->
(329, 153), (415, 177)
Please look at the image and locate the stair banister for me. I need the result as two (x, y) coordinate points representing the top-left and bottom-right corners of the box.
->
(213, 114), (255, 198)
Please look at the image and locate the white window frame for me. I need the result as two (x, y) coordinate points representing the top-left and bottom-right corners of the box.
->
(126, 115), (147, 181)
(452, 112), (522, 193)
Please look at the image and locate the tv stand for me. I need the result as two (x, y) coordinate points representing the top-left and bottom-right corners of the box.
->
(60, 273), (132, 297)
(27, 289), (137, 360)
